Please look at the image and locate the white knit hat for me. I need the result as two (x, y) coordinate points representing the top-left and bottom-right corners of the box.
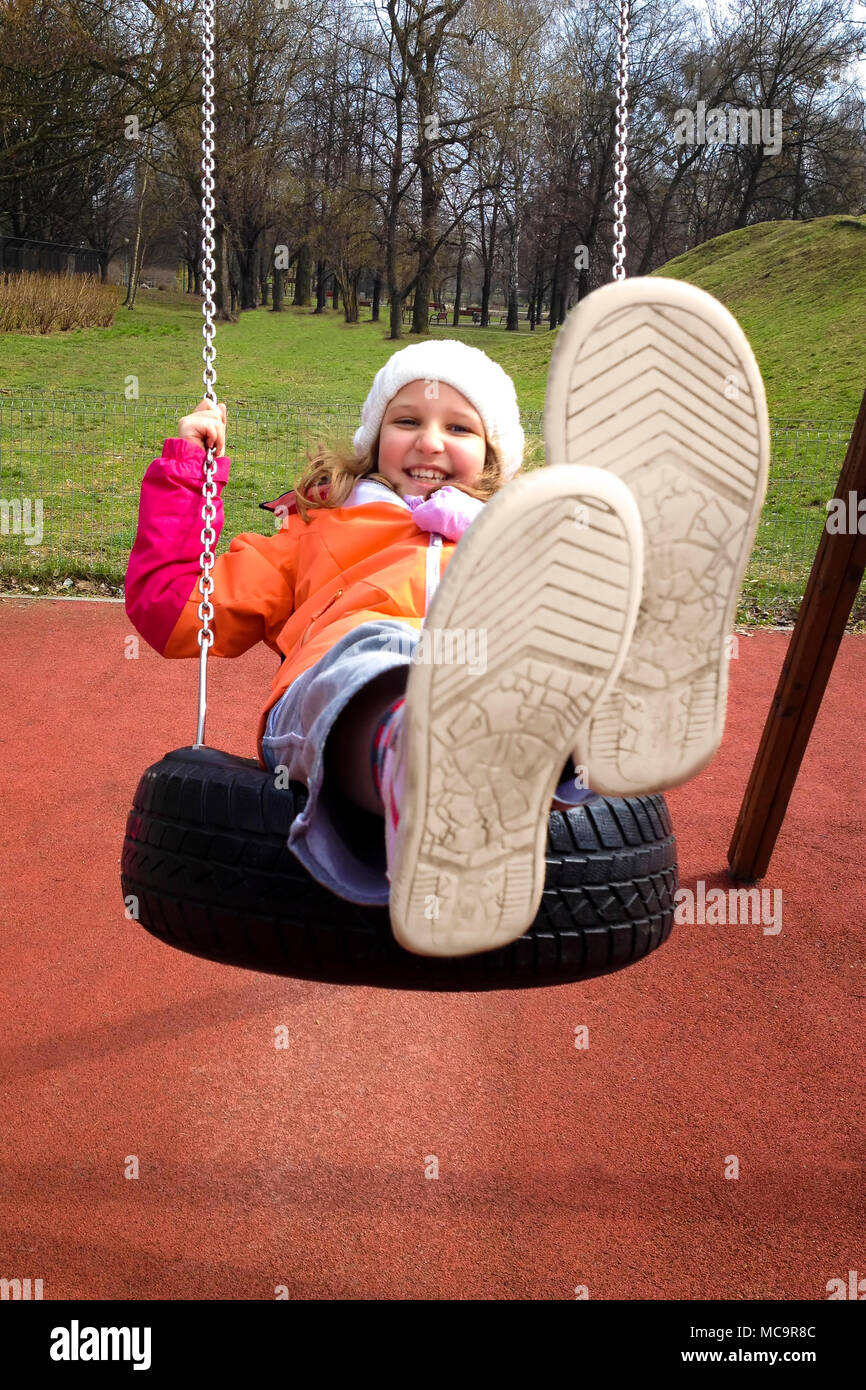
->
(353, 339), (525, 482)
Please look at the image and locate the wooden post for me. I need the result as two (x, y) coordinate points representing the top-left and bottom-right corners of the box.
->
(728, 384), (866, 881)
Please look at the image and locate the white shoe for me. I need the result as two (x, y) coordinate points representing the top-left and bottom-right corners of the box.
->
(387, 464), (643, 959)
(544, 276), (770, 795)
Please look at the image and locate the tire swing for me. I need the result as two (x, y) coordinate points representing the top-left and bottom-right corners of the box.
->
(120, 0), (677, 989)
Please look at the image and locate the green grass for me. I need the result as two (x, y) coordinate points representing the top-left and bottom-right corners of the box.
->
(0, 287), (557, 412)
(1, 216), (864, 624)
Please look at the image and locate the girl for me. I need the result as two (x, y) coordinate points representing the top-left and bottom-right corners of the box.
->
(126, 280), (769, 960)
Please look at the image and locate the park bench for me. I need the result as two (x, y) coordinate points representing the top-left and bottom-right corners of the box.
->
(399, 301), (448, 325)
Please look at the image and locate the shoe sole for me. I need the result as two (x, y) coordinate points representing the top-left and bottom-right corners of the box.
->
(544, 276), (770, 795)
(388, 465), (643, 958)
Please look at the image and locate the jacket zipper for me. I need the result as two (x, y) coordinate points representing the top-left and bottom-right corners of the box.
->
(301, 587), (343, 645)
(424, 533), (444, 621)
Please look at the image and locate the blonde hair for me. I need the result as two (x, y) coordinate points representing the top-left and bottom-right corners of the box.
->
(292, 429), (507, 525)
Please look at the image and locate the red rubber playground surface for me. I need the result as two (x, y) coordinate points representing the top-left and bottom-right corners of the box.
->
(1, 595), (863, 1301)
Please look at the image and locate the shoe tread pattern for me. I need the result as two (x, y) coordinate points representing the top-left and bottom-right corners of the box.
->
(547, 282), (769, 793)
(389, 485), (640, 956)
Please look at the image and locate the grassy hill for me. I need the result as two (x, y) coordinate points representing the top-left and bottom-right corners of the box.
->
(652, 214), (866, 425)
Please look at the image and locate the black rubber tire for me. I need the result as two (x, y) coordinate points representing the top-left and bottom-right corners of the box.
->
(120, 747), (678, 991)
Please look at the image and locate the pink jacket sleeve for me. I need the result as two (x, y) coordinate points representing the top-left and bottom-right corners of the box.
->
(125, 437), (295, 658)
(125, 438), (231, 654)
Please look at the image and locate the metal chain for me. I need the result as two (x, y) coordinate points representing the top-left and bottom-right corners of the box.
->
(194, 0), (218, 748)
(612, 0), (630, 280)
(190, 1), (628, 744)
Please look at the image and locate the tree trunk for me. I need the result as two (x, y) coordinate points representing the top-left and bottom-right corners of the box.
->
(210, 222), (235, 322)
(411, 72), (440, 336)
(371, 270), (381, 322)
(294, 241), (312, 305)
(452, 246), (464, 329)
(314, 258), (327, 312)
(386, 181), (402, 340)
(236, 241), (258, 309)
(259, 253), (270, 307)
(528, 254), (540, 329)
(548, 224), (565, 329)
(410, 239), (432, 334)
(411, 260), (430, 334)
(388, 279), (402, 339)
(480, 199), (499, 328)
(228, 239), (241, 317)
(125, 232), (144, 310)
(124, 138), (151, 310)
(388, 234), (402, 340)
(383, 68), (407, 341)
(577, 256), (590, 302)
(791, 116), (807, 219)
(272, 262), (285, 312)
(340, 264), (360, 322)
(480, 273), (490, 326)
(332, 272), (340, 312)
(506, 219), (520, 331)
(735, 147), (765, 229)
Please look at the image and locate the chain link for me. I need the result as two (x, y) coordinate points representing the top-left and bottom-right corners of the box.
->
(194, 0), (218, 747)
(612, 0), (630, 281)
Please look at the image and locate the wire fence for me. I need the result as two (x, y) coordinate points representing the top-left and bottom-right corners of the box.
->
(0, 236), (102, 277)
(0, 388), (862, 625)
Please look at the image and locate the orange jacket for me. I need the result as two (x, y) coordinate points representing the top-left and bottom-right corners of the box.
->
(125, 438), (483, 767)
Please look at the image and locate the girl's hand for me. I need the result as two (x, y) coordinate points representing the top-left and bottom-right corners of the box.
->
(178, 399), (227, 457)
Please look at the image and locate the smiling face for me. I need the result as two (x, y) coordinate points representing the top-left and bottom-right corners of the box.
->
(375, 379), (488, 498)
